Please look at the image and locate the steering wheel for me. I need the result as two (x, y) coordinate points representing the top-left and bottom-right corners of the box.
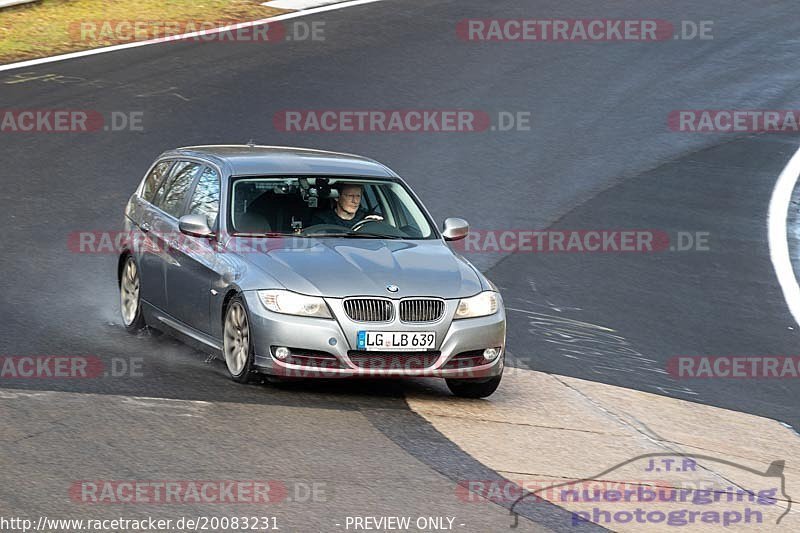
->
(351, 215), (384, 232)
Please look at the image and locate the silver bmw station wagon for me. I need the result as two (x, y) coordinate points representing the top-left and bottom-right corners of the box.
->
(119, 145), (506, 397)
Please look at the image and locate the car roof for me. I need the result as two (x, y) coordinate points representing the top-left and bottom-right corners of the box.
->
(158, 145), (396, 178)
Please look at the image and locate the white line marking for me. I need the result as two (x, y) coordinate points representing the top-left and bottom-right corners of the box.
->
(0, 0), (37, 8)
(126, 395), (211, 405)
(768, 144), (800, 326)
(0, 390), (55, 399)
(262, 0), (347, 8)
(0, 0), (387, 73)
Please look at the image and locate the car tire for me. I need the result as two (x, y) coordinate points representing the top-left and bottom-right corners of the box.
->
(223, 295), (258, 383)
(445, 374), (502, 399)
(120, 255), (147, 333)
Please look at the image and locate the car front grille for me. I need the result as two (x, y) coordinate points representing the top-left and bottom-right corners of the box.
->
(343, 298), (394, 322)
(399, 299), (445, 323)
(347, 351), (440, 370)
(343, 298), (445, 323)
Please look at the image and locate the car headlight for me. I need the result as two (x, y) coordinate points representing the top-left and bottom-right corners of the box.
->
(454, 291), (500, 319)
(257, 290), (332, 318)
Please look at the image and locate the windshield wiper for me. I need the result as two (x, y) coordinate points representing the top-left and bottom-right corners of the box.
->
(354, 231), (403, 239)
(231, 232), (299, 238)
(303, 231), (402, 239)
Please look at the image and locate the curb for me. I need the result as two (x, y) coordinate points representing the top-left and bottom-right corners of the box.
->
(407, 369), (799, 531)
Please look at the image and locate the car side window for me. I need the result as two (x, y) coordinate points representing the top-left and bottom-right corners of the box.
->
(141, 161), (172, 203)
(187, 166), (220, 228)
(153, 161), (185, 207)
(155, 161), (203, 218)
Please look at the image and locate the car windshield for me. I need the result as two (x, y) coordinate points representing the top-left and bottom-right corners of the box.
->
(228, 176), (436, 239)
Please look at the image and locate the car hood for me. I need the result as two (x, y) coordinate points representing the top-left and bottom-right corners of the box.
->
(237, 237), (485, 299)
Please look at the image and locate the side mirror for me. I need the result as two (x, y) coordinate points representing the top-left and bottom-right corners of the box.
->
(179, 214), (214, 238)
(442, 217), (469, 241)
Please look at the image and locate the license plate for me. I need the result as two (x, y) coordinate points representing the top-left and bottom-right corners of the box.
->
(357, 331), (436, 351)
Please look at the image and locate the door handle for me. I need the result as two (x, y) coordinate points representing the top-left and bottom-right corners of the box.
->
(140, 222), (152, 233)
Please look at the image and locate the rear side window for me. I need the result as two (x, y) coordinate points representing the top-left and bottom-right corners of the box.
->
(141, 161), (172, 203)
(187, 167), (221, 227)
(155, 161), (203, 218)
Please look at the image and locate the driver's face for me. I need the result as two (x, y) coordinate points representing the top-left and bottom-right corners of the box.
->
(337, 185), (362, 215)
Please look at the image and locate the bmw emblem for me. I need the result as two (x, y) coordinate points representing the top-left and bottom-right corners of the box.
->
(386, 284), (399, 293)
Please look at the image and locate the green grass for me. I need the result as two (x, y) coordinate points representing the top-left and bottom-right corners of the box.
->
(0, 0), (285, 64)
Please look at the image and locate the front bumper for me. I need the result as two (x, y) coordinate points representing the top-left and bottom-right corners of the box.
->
(243, 291), (506, 379)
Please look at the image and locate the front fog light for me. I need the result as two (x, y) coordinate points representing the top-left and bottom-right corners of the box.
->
(483, 348), (500, 361)
(274, 347), (291, 360)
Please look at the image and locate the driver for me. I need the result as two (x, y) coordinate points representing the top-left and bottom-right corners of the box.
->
(311, 183), (380, 229)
